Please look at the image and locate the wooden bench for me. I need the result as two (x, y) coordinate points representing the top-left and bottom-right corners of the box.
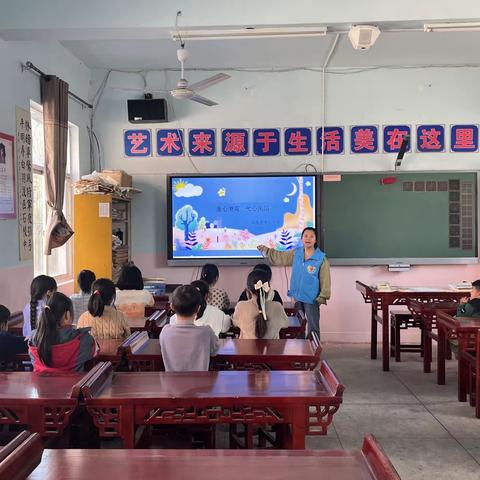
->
(389, 309), (423, 362)
(82, 361), (344, 449)
(2, 430), (400, 480)
(408, 300), (458, 373)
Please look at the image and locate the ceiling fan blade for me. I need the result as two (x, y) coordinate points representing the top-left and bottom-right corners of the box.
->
(189, 94), (218, 106)
(189, 73), (231, 92)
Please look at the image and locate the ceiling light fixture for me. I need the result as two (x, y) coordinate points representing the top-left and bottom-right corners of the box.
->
(171, 26), (327, 41)
(424, 22), (480, 32)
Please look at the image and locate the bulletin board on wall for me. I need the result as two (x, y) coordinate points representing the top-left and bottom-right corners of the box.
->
(322, 172), (478, 265)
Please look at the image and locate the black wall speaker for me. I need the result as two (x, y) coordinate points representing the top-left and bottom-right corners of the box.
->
(127, 98), (168, 123)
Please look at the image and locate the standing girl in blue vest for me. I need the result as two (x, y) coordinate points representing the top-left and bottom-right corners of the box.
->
(257, 227), (331, 338)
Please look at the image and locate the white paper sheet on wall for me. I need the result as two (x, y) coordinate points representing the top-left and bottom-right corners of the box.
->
(99, 202), (110, 218)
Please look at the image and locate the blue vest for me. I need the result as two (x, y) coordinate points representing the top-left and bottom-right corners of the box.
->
(288, 247), (325, 304)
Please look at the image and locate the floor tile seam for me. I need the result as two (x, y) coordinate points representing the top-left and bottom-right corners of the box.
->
(331, 421), (345, 450)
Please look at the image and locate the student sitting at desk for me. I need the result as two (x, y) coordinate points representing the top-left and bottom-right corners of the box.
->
(457, 279), (480, 317)
(22, 275), (57, 338)
(70, 269), (96, 325)
(28, 292), (97, 373)
(115, 263), (154, 318)
(0, 305), (28, 367)
(238, 263), (283, 304)
(201, 263), (230, 311)
(233, 269), (289, 340)
(170, 280), (232, 337)
(78, 279), (131, 341)
(160, 285), (219, 372)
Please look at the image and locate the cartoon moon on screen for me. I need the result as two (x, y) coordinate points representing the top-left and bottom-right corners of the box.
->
(171, 176), (316, 259)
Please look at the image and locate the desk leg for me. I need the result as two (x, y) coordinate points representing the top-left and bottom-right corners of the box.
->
(382, 302), (389, 372)
(424, 320), (432, 374)
(437, 325), (446, 385)
(120, 405), (135, 449)
(290, 408), (306, 450)
(458, 350), (468, 402)
(371, 303), (377, 360)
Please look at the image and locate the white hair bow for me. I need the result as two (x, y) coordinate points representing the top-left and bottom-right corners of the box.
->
(254, 280), (270, 293)
(254, 280), (270, 321)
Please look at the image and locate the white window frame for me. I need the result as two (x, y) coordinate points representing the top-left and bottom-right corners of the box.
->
(31, 101), (78, 283)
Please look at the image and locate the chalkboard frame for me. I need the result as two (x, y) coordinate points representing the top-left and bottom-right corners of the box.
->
(321, 171), (479, 266)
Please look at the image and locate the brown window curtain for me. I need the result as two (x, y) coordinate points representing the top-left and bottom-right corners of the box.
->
(41, 75), (74, 255)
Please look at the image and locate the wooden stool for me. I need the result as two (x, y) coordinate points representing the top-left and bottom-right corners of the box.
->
(390, 310), (424, 362)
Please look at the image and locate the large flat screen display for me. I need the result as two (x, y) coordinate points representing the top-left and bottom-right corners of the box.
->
(167, 174), (317, 264)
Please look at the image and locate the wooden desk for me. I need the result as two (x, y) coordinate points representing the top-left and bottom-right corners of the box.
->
(4, 431), (399, 480)
(408, 300), (458, 373)
(94, 338), (124, 365)
(356, 281), (465, 371)
(93, 331), (154, 370)
(123, 336), (320, 372)
(7, 311), (24, 337)
(214, 338), (321, 371)
(436, 312), (480, 402)
(0, 365), (101, 438)
(82, 361), (344, 449)
(0, 431), (43, 480)
(127, 316), (149, 333)
(126, 308), (168, 337)
(145, 301), (170, 318)
(123, 332), (164, 371)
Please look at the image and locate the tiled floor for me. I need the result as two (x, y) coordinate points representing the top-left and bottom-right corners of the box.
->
(310, 343), (480, 479)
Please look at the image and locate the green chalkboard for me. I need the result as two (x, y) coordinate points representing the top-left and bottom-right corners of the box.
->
(322, 173), (477, 263)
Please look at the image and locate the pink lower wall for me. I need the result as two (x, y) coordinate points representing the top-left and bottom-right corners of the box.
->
(134, 252), (480, 342)
(0, 264), (33, 312)
(4, 254), (476, 342)
(0, 264), (74, 314)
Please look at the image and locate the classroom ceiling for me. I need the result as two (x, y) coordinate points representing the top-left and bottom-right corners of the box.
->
(58, 31), (480, 70)
(2, 0), (480, 71)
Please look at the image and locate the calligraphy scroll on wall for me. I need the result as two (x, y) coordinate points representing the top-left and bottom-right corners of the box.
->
(16, 107), (33, 261)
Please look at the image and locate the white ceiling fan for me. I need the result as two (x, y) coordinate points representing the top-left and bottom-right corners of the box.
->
(169, 45), (231, 106)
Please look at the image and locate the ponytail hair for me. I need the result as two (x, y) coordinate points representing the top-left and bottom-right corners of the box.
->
(200, 263), (219, 286)
(34, 292), (73, 366)
(88, 278), (116, 317)
(246, 270), (271, 339)
(29, 275), (57, 332)
(190, 280), (209, 319)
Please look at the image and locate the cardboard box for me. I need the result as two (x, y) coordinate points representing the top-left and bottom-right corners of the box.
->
(99, 170), (132, 187)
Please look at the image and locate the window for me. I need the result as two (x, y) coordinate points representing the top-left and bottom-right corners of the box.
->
(31, 103), (77, 282)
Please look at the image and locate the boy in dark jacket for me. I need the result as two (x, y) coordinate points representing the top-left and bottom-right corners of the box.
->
(456, 280), (480, 317)
(0, 305), (28, 366)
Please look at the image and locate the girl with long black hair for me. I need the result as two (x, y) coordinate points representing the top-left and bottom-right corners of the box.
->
(233, 269), (288, 339)
(22, 275), (57, 338)
(28, 292), (96, 372)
